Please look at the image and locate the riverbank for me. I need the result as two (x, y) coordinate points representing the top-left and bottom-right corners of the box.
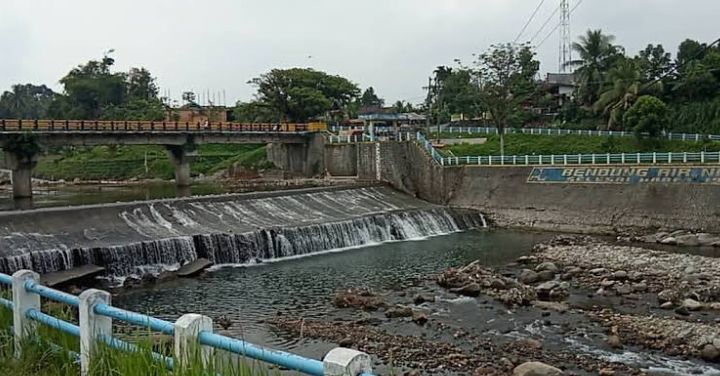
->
(266, 234), (720, 375)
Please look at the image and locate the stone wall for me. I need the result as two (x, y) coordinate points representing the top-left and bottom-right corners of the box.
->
(324, 144), (357, 176)
(267, 133), (325, 177)
(352, 141), (720, 234)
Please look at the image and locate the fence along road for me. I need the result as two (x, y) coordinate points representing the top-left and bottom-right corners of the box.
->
(414, 132), (720, 166)
(0, 270), (375, 376)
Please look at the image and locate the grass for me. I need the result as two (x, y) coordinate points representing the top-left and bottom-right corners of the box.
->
(443, 133), (720, 157)
(0, 288), (281, 376)
(33, 144), (269, 181)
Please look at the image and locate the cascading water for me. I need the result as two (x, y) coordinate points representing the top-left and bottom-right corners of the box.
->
(0, 187), (486, 283)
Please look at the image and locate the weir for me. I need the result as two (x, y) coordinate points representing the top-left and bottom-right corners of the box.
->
(0, 186), (485, 283)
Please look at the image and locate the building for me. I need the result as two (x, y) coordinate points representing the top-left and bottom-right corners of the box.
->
(166, 104), (232, 123)
(545, 73), (576, 105)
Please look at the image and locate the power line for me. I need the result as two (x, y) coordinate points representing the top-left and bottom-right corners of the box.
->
(528, 4), (561, 44)
(536, 0), (586, 49)
(514, 0), (547, 43)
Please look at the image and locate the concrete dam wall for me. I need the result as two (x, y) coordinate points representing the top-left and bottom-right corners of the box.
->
(0, 186), (485, 282)
(349, 141), (720, 234)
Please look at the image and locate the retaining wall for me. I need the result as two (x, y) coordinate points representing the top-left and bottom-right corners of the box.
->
(352, 141), (720, 234)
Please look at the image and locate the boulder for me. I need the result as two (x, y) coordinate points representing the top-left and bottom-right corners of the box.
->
(612, 270), (628, 280)
(519, 269), (540, 284)
(632, 282), (648, 292)
(536, 281), (559, 293)
(532, 301), (569, 313)
(411, 311), (428, 325)
(537, 270), (556, 282)
(515, 338), (543, 350)
(385, 306), (413, 318)
(697, 233), (719, 246)
(701, 344), (720, 362)
(660, 237), (677, 245)
(535, 262), (559, 273)
(709, 302), (720, 311)
(682, 298), (703, 311)
(513, 361), (565, 376)
(488, 278), (508, 290)
(413, 294), (435, 305)
(452, 283), (482, 297)
(615, 284), (633, 295)
(606, 334), (623, 349)
(675, 234), (701, 247)
(590, 268), (607, 275)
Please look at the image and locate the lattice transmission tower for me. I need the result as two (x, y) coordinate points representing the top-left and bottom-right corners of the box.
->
(558, 0), (572, 72)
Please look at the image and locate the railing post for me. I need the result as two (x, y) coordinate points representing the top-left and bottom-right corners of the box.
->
(79, 289), (112, 376)
(175, 314), (213, 368)
(653, 152), (657, 164)
(323, 348), (372, 376)
(702, 151), (706, 163)
(683, 152), (687, 163)
(12, 270), (40, 357)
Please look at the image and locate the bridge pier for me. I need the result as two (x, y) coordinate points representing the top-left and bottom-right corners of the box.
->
(266, 133), (325, 177)
(4, 151), (37, 199)
(165, 145), (197, 188)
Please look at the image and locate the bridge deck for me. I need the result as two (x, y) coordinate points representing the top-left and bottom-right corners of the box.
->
(0, 119), (325, 133)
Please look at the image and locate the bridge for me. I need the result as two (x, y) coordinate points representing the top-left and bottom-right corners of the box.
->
(0, 119), (327, 199)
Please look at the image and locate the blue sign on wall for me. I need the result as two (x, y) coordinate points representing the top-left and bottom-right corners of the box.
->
(527, 166), (720, 184)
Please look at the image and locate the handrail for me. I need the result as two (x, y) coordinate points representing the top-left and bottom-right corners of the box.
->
(0, 271), (375, 375)
(94, 303), (175, 335)
(0, 119), (327, 134)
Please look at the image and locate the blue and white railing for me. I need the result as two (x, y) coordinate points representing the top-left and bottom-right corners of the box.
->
(416, 132), (720, 166)
(0, 270), (374, 376)
(327, 132), (417, 144)
(434, 126), (720, 142)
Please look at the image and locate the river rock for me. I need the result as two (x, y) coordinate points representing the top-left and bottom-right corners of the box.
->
(456, 282), (482, 296)
(676, 234), (702, 247)
(701, 344), (720, 361)
(413, 294), (435, 305)
(519, 269), (540, 284)
(612, 270), (628, 280)
(697, 233), (720, 246)
(536, 281), (559, 293)
(487, 278), (508, 290)
(385, 306), (413, 318)
(536, 262), (559, 273)
(515, 338), (542, 350)
(537, 270), (556, 282)
(615, 284), (633, 295)
(590, 267), (607, 275)
(411, 311), (428, 325)
(660, 237), (677, 245)
(674, 306), (690, 316)
(600, 279), (615, 288)
(632, 282), (648, 292)
(334, 288), (385, 311)
(606, 334), (623, 349)
(513, 361), (564, 376)
(533, 300), (569, 313)
(710, 302), (720, 311)
(682, 298), (703, 311)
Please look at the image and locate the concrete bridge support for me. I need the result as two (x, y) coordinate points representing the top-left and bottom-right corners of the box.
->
(4, 151), (37, 199)
(165, 145), (197, 188)
(266, 133), (325, 177)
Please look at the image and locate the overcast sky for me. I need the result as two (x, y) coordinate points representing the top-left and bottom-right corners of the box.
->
(1, 0), (718, 106)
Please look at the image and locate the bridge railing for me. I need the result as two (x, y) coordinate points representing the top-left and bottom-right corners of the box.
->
(0, 119), (328, 133)
(0, 270), (374, 376)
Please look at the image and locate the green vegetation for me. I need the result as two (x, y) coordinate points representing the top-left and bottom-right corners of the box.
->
(0, 299), (278, 375)
(33, 144), (270, 181)
(445, 134), (720, 157)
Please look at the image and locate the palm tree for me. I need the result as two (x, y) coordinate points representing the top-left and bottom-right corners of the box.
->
(594, 59), (645, 130)
(565, 29), (621, 108)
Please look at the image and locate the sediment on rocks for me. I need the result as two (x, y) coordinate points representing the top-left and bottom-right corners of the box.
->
(436, 260), (537, 306)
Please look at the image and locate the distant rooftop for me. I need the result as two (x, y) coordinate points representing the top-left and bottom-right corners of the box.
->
(546, 73), (576, 87)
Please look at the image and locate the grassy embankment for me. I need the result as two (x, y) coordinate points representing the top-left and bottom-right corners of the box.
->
(0, 296), (278, 375)
(440, 133), (720, 157)
(32, 144), (273, 181)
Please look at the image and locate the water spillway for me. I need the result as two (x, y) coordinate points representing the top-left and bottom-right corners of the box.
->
(0, 186), (486, 283)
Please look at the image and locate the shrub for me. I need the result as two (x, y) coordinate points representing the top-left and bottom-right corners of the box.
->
(624, 95), (668, 139)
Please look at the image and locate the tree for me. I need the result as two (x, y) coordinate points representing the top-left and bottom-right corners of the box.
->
(58, 53), (127, 119)
(594, 58), (645, 130)
(0, 84), (55, 119)
(566, 29), (622, 107)
(234, 101), (277, 122)
(436, 69), (481, 119)
(248, 68), (359, 122)
(127, 68), (159, 100)
(473, 43), (540, 155)
(636, 44), (672, 82)
(181, 91), (197, 105)
(624, 95), (668, 138)
(359, 87), (384, 107)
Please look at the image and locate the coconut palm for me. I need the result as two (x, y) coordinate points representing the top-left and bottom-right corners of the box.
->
(594, 58), (646, 130)
(565, 29), (621, 108)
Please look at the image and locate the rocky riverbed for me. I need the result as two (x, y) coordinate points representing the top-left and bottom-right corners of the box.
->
(268, 234), (720, 375)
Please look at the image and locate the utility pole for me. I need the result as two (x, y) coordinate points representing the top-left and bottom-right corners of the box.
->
(559, 0), (572, 72)
(423, 76), (433, 137)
